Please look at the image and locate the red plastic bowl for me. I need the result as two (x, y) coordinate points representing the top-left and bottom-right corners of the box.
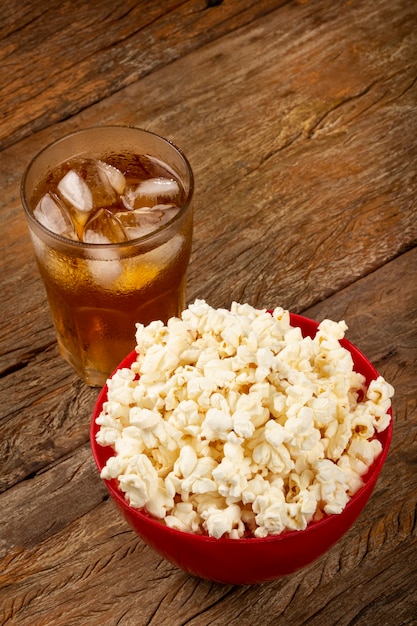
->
(90, 313), (393, 585)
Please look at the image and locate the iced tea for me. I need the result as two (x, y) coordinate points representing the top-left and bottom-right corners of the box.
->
(22, 126), (194, 386)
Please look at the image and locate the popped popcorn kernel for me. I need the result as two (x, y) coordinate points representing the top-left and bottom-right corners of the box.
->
(96, 300), (394, 538)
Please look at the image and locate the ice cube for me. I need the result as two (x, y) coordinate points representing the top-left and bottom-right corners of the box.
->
(86, 256), (123, 286)
(58, 158), (122, 215)
(57, 169), (93, 214)
(137, 178), (180, 196)
(144, 233), (185, 266)
(33, 193), (76, 238)
(152, 203), (180, 221)
(122, 177), (180, 210)
(96, 160), (126, 195)
(115, 208), (157, 239)
(77, 158), (119, 209)
(115, 204), (179, 240)
(83, 208), (128, 244)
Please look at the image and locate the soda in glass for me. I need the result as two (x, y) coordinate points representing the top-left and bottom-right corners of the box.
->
(21, 126), (194, 386)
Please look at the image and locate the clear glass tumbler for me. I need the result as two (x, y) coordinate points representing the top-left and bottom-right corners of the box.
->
(22, 126), (194, 386)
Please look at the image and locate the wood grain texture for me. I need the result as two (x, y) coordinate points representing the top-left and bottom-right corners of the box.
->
(2, 0), (416, 343)
(0, 0), (416, 623)
(1, 249), (416, 625)
(0, 0), (289, 149)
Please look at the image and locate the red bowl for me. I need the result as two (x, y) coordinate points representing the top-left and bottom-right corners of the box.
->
(90, 313), (393, 584)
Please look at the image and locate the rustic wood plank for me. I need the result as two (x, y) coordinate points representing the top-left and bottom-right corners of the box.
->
(1, 0), (416, 492)
(0, 444), (107, 558)
(1, 248), (415, 624)
(0, 0), (289, 149)
(0, 354), (98, 492)
(1, 462), (415, 625)
(1, 0), (416, 621)
(1, 0), (416, 344)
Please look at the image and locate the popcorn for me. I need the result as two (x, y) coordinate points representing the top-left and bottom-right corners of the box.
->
(102, 453), (159, 509)
(96, 300), (394, 539)
(201, 503), (246, 539)
(165, 502), (201, 533)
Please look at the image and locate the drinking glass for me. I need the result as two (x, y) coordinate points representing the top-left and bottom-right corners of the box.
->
(22, 126), (194, 386)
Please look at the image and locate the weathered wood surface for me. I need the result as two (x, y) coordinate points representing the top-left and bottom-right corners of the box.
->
(1, 0), (416, 624)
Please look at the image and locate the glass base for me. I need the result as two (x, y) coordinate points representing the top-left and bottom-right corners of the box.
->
(58, 340), (110, 387)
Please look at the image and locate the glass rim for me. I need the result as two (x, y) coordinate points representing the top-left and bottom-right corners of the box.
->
(21, 124), (194, 250)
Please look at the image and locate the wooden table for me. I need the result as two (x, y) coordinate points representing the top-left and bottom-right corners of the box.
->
(1, 1), (416, 624)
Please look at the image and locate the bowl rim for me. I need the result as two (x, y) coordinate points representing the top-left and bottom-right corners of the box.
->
(90, 311), (393, 544)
